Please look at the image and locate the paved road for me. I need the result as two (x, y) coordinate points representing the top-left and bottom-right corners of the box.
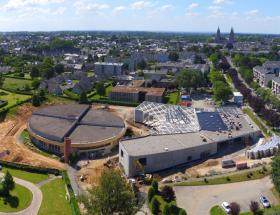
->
(0, 173), (42, 215)
(174, 177), (276, 215)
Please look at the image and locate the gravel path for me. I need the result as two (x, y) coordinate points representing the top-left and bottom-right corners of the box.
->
(0, 173), (42, 215)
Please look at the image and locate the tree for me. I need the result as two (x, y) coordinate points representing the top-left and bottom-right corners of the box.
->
(0, 74), (5, 88)
(80, 169), (136, 215)
(31, 79), (40, 89)
(272, 152), (280, 193)
(151, 179), (158, 193)
(161, 185), (175, 203)
(151, 197), (160, 215)
(79, 91), (88, 104)
(30, 66), (40, 79)
(96, 82), (106, 96)
(176, 69), (206, 93)
(42, 57), (54, 79)
(137, 60), (147, 70)
(2, 171), (15, 196)
(32, 93), (41, 107)
(250, 201), (259, 215)
(212, 81), (233, 103)
(168, 51), (179, 62)
(148, 187), (156, 202)
(54, 64), (64, 74)
(230, 202), (240, 215)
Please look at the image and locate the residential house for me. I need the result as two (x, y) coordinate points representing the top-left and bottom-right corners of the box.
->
(253, 61), (280, 87)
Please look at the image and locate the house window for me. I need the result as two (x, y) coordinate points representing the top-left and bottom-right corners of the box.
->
(187, 156), (192, 161)
(138, 158), (147, 166)
(121, 150), (124, 157)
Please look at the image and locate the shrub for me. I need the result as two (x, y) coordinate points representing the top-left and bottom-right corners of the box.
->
(161, 185), (175, 203)
(148, 187), (156, 202)
(179, 208), (187, 215)
(151, 197), (160, 215)
(230, 202), (240, 215)
(162, 204), (171, 215)
(151, 179), (158, 193)
(250, 201), (259, 215)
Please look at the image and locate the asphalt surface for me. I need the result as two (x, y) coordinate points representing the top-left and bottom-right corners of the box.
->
(0, 173), (42, 215)
(174, 177), (276, 215)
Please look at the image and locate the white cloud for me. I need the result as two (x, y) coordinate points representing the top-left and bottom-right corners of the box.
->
(130, 1), (153, 10)
(160, 4), (174, 11)
(187, 3), (199, 10)
(53, 6), (66, 15)
(212, 0), (226, 4)
(73, 0), (110, 14)
(113, 6), (127, 14)
(186, 12), (199, 17)
(2, 0), (64, 11)
(246, 9), (259, 15)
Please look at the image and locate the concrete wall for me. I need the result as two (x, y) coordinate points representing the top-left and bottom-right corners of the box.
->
(119, 142), (218, 177)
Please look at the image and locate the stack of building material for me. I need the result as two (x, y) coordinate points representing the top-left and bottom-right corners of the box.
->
(246, 136), (280, 159)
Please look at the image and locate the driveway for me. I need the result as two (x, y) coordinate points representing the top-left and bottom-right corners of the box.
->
(0, 173), (42, 215)
(174, 177), (276, 215)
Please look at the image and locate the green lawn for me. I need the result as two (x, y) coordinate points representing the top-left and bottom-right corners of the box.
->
(90, 84), (112, 100)
(0, 183), (32, 213)
(0, 89), (31, 111)
(39, 178), (71, 215)
(2, 77), (33, 91)
(176, 167), (270, 186)
(0, 167), (49, 184)
(165, 91), (180, 105)
(243, 107), (270, 137)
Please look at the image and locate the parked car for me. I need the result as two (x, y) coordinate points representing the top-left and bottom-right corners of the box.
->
(221, 202), (231, 214)
(260, 195), (271, 208)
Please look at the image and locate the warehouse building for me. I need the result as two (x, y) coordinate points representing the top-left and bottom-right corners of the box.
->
(119, 102), (261, 177)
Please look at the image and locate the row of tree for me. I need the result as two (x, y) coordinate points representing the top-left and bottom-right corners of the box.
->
(208, 69), (233, 103)
(228, 68), (280, 127)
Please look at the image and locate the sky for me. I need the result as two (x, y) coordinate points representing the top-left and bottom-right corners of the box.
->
(0, 0), (279, 33)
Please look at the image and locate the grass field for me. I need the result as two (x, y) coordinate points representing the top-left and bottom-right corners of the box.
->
(39, 178), (71, 215)
(165, 91), (180, 105)
(90, 84), (112, 100)
(0, 89), (31, 111)
(2, 77), (33, 91)
(0, 167), (49, 184)
(0, 183), (32, 213)
(176, 167), (270, 186)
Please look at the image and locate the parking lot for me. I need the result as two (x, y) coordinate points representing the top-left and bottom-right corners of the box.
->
(174, 177), (277, 215)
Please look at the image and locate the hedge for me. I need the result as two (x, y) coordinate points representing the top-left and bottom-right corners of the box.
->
(2, 75), (32, 81)
(0, 100), (8, 108)
(0, 160), (60, 175)
(0, 87), (33, 95)
(62, 171), (81, 215)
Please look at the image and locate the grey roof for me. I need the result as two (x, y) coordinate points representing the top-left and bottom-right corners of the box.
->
(28, 104), (125, 144)
(121, 133), (210, 156)
(197, 111), (227, 132)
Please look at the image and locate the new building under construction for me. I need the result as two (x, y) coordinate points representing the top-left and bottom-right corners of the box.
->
(119, 102), (261, 177)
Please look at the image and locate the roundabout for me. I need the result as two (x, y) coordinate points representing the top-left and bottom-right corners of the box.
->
(0, 173), (42, 215)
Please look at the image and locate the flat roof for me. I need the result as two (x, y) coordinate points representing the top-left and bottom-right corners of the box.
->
(121, 133), (210, 156)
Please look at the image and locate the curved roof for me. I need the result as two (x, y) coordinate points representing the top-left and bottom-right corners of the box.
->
(28, 104), (125, 144)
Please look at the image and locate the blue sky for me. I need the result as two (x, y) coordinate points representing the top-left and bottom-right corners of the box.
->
(0, 0), (279, 33)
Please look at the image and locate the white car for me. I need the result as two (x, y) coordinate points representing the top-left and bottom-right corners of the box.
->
(260, 195), (270, 208)
(221, 202), (231, 214)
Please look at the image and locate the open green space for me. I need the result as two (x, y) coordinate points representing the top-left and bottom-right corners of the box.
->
(2, 77), (33, 91)
(243, 107), (270, 137)
(0, 89), (31, 111)
(89, 83), (112, 100)
(176, 167), (270, 186)
(0, 183), (32, 213)
(39, 178), (71, 215)
(165, 91), (180, 105)
(0, 167), (49, 184)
